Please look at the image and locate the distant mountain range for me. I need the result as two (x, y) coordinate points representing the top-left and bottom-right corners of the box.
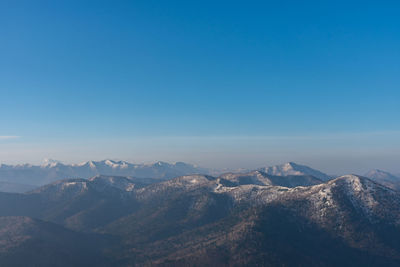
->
(1, 163), (400, 265)
(0, 159), (209, 188)
(1, 159), (399, 194)
(0, 160), (334, 192)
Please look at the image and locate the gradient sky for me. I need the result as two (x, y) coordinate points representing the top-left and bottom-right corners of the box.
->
(1, 0), (399, 174)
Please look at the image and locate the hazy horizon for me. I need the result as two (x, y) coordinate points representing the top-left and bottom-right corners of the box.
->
(0, 149), (399, 176)
(1, 131), (400, 175)
(1, 1), (399, 175)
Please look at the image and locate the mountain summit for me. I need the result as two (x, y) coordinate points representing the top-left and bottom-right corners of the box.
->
(365, 169), (399, 180)
(259, 162), (332, 181)
(365, 169), (400, 190)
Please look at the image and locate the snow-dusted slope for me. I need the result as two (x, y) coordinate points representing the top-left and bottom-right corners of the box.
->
(209, 174), (400, 232)
(29, 175), (140, 201)
(89, 175), (137, 192)
(104, 173), (400, 266)
(219, 170), (323, 187)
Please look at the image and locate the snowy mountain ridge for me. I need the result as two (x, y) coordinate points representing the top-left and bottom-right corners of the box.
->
(0, 159), (209, 186)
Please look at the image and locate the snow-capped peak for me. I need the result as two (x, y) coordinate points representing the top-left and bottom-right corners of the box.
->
(75, 161), (97, 169)
(102, 159), (130, 169)
(41, 158), (62, 168)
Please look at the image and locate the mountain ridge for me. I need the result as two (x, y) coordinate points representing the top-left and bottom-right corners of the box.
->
(1, 172), (400, 265)
(259, 162), (332, 181)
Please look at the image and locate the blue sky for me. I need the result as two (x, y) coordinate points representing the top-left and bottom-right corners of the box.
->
(0, 1), (399, 173)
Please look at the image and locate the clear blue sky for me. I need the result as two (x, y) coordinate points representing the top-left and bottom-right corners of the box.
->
(0, 0), (399, 174)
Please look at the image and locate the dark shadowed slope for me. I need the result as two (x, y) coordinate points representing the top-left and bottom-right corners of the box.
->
(0, 216), (112, 267)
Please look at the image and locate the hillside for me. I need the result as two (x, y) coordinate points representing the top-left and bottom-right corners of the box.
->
(0, 167), (400, 266)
